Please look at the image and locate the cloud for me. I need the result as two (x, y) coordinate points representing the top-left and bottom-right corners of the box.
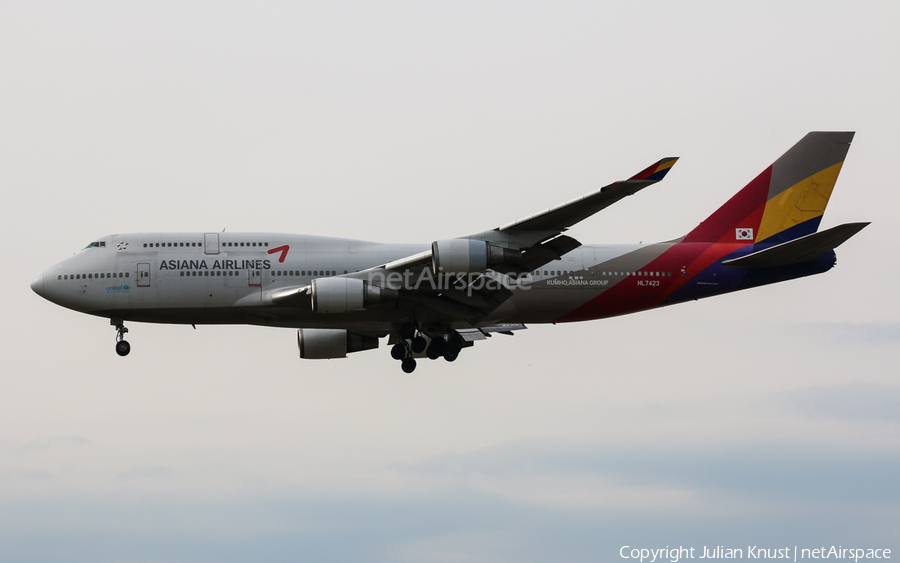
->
(796, 323), (900, 348)
(393, 438), (900, 506)
(11, 435), (91, 455)
(779, 383), (900, 422)
(117, 465), (175, 480)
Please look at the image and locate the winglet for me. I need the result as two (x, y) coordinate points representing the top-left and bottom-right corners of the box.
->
(629, 157), (679, 182)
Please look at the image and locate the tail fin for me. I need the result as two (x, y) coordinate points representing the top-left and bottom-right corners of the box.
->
(683, 132), (854, 244)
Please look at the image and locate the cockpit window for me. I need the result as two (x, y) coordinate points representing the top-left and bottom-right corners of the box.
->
(83, 241), (107, 249)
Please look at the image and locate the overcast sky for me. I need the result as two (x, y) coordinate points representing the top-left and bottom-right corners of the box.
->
(3, 1), (899, 562)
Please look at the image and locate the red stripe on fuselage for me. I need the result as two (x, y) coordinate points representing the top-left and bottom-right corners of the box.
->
(555, 241), (750, 323)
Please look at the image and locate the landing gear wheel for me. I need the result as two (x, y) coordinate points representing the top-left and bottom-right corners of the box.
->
(426, 338), (445, 360)
(446, 338), (462, 356)
(443, 338), (462, 362)
(390, 343), (407, 360)
(111, 318), (130, 357)
(401, 357), (417, 373)
(115, 340), (131, 357)
(411, 336), (427, 354)
(399, 323), (417, 340)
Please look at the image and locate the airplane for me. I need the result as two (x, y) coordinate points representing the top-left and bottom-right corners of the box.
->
(31, 132), (867, 373)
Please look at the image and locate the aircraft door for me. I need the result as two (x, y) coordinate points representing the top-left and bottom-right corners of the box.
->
(248, 269), (261, 287)
(137, 263), (151, 287)
(204, 233), (220, 255)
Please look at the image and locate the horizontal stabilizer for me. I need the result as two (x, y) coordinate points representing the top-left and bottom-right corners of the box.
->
(722, 222), (869, 269)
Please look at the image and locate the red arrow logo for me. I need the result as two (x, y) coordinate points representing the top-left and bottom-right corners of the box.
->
(267, 245), (290, 263)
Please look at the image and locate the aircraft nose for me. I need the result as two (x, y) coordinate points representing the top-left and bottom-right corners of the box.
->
(31, 272), (45, 297)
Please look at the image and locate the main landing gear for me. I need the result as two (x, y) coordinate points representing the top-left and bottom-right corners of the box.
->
(112, 318), (130, 357)
(390, 322), (464, 373)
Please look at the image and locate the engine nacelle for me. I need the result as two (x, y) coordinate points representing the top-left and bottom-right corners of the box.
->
(298, 328), (378, 359)
(431, 239), (520, 273)
(310, 277), (398, 314)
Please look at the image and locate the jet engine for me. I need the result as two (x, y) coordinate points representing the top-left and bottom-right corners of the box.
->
(298, 328), (379, 359)
(431, 239), (519, 273)
(310, 277), (398, 313)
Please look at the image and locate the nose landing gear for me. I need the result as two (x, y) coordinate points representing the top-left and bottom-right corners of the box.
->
(111, 318), (130, 357)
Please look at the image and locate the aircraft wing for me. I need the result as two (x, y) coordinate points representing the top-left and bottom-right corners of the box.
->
(466, 157), (679, 249)
(376, 156), (680, 276)
(275, 157), (679, 326)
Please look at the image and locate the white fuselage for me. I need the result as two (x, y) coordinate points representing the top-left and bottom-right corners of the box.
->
(32, 232), (657, 333)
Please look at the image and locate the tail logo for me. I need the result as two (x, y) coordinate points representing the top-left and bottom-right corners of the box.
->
(736, 228), (754, 241)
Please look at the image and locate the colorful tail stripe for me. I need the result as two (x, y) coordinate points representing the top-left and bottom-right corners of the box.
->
(554, 132), (858, 324)
(683, 132), (853, 244)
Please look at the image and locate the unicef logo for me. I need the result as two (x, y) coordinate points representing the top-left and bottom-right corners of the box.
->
(106, 284), (131, 294)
